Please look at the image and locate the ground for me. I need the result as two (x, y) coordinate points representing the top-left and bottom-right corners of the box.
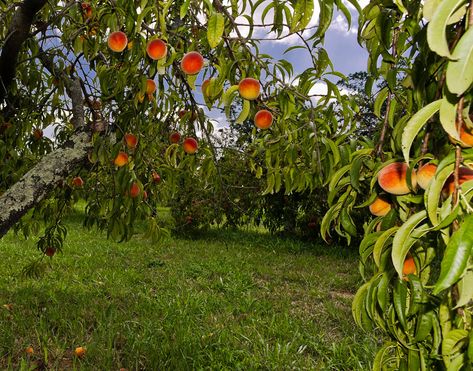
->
(0, 210), (378, 370)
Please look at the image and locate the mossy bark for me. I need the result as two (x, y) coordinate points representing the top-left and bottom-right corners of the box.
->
(0, 132), (91, 238)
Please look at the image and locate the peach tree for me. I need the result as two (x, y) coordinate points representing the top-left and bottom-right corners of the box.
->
(320, 0), (473, 368)
(2, 0), (472, 368)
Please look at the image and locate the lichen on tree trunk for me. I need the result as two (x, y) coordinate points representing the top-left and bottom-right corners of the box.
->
(0, 131), (91, 238)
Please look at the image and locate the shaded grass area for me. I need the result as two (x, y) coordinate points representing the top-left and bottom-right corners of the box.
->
(0, 211), (378, 370)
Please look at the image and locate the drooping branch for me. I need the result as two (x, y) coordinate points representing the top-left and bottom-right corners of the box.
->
(0, 0), (48, 103)
(0, 131), (92, 238)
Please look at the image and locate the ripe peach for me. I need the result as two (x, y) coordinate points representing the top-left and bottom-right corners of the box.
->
(81, 2), (92, 19)
(181, 51), (204, 75)
(151, 171), (161, 183)
(239, 77), (260, 100)
(25, 346), (34, 354)
(254, 109), (273, 129)
(33, 128), (43, 140)
(378, 162), (417, 195)
(108, 31), (128, 52)
(72, 176), (84, 188)
(74, 346), (86, 358)
(114, 151), (129, 167)
(143, 190), (148, 200)
(459, 123), (473, 147)
(169, 131), (181, 144)
(146, 79), (156, 95)
(45, 247), (56, 257)
(146, 39), (167, 60)
(442, 167), (473, 196)
(129, 182), (140, 198)
(124, 133), (138, 149)
(368, 197), (391, 216)
(402, 256), (417, 280)
(183, 137), (198, 154)
(417, 163), (437, 190)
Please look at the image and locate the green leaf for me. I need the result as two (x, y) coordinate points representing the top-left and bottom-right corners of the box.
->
(291, 0), (315, 32)
(180, 0), (191, 18)
(440, 97), (460, 140)
(402, 100), (442, 164)
(454, 269), (473, 308)
(427, 0), (467, 58)
(373, 226), (398, 268)
(207, 13), (225, 48)
(222, 85), (239, 107)
(433, 214), (473, 294)
(392, 210), (427, 278)
(235, 99), (250, 124)
(442, 329), (468, 359)
(446, 26), (473, 95)
(426, 163), (454, 226)
(394, 279), (408, 329)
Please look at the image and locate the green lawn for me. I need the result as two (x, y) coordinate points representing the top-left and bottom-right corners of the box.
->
(0, 212), (378, 370)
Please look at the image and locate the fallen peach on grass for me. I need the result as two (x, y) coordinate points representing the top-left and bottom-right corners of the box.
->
(72, 176), (84, 188)
(181, 51), (204, 75)
(378, 162), (416, 195)
(254, 109), (273, 129)
(368, 197), (391, 216)
(74, 346), (86, 358)
(239, 77), (260, 100)
(107, 31), (128, 52)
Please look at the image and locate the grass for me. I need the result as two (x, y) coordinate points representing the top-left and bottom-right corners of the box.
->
(0, 210), (379, 370)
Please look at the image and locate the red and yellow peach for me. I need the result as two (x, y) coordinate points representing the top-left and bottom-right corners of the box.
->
(239, 77), (260, 100)
(181, 51), (204, 75)
(378, 162), (417, 195)
(108, 31), (128, 52)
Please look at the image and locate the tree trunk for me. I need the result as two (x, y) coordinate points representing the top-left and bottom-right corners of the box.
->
(0, 131), (91, 238)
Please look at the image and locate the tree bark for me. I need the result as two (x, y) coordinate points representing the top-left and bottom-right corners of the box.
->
(0, 0), (48, 103)
(0, 131), (92, 238)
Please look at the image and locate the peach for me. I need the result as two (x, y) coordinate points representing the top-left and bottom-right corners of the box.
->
(74, 346), (86, 358)
(254, 109), (273, 129)
(239, 77), (260, 100)
(169, 131), (181, 144)
(72, 176), (84, 188)
(81, 2), (92, 19)
(151, 171), (161, 183)
(143, 190), (148, 200)
(417, 163), (437, 190)
(114, 151), (129, 167)
(33, 128), (43, 140)
(25, 346), (34, 354)
(108, 31), (128, 52)
(124, 133), (138, 149)
(368, 197), (391, 216)
(442, 167), (473, 196)
(129, 182), (140, 198)
(183, 137), (198, 154)
(378, 162), (417, 195)
(45, 247), (56, 257)
(459, 123), (473, 147)
(146, 39), (167, 60)
(181, 51), (204, 75)
(146, 79), (156, 95)
(402, 256), (417, 280)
